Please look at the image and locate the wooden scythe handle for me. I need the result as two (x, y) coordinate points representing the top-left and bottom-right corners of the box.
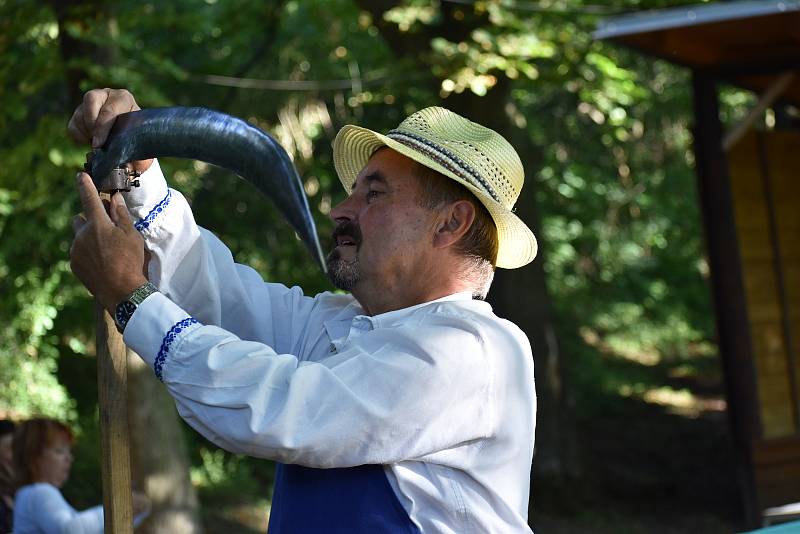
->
(96, 302), (134, 532)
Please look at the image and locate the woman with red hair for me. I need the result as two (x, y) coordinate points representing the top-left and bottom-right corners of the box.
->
(12, 418), (148, 534)
(12, 418), (102, 533)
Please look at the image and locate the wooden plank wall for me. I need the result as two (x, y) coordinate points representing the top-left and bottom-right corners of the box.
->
(753, 436), (800, 510)
(729, 130), (800, 507)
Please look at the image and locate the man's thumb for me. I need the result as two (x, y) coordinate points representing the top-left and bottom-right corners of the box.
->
(111, 194), (135, 230)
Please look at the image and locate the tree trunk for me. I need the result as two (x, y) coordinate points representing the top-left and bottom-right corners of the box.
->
(50, 0), (115, 108)
(127, 351), (203, 534)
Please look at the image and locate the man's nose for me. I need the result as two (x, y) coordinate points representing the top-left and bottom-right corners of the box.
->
(329, 193), (358, 223)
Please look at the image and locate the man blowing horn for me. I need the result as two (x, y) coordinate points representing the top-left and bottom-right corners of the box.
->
(68, 88), (538, 533)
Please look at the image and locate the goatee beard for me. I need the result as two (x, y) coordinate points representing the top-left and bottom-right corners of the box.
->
(326, 220), (362, 291)
(326, 248), (360, 291)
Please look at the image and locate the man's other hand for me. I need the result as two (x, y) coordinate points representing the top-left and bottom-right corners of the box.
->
(70, 172), (149, 313)
(67, 88), (153, 174)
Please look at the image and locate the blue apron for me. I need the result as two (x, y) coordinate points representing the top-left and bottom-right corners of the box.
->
(267, 463), (422, 533)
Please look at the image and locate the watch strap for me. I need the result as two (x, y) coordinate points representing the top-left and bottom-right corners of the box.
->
(128, 281), (159, 306)
(114, 282), (159, 333)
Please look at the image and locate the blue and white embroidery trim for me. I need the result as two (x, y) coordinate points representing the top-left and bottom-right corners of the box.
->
(135, 190), (172, 232)
(155, 317), (199, 381)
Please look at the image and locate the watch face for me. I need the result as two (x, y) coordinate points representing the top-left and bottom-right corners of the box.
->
(116, 301), (137, 326)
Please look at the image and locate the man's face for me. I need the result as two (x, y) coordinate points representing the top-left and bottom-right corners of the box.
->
(327, 148), (439, 306)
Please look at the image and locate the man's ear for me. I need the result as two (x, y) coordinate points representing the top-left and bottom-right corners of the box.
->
(433, 200), (476, 249)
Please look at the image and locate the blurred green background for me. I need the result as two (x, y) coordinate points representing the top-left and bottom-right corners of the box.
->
(0, 0), (753, 532)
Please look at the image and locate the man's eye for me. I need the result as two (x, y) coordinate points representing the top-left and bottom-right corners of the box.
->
(366, 190), (381, 200)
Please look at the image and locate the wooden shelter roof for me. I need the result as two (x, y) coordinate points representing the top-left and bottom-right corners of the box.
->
(594, 0), (800, 104)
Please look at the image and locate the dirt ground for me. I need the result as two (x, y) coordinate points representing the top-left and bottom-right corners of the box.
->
(530, 356), (743, 534)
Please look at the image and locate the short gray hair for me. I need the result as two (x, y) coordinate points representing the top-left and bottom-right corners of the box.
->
(413, 162), (498, 299)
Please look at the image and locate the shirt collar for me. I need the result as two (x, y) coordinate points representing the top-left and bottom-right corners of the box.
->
(368, 290), (474, 327)
(323, 291), (477, 352)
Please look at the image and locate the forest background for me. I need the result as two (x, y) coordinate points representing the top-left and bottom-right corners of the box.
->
(0, 0), (753, 532)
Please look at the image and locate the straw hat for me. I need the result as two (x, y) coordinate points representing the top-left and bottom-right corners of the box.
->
(332, 106), (537, 269)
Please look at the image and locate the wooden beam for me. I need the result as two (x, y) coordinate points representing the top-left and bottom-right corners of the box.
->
(96, 302), (133, 533)
(723, 72), (795, 151)
(692, 71), (761, 528)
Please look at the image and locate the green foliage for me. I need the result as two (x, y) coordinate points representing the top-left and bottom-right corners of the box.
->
(0, 1), (88, 419)
(506, 15), (715, 376)
(372, 0), (721, 409)
(190, 447), (263, 501)
(0, 354), (75, 420)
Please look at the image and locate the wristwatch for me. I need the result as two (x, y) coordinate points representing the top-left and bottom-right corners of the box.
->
(114, 282), (159, 333)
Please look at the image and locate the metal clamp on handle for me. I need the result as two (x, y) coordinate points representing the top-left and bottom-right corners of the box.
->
(84, 151), (142, 193)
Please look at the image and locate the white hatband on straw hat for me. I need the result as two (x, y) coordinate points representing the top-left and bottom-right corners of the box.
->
(333, 106), (537, 269)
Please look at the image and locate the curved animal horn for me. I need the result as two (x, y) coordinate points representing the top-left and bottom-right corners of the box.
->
(85, 107), (326, 273)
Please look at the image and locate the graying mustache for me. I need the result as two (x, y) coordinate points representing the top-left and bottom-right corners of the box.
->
(331, 222), (362, 247)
